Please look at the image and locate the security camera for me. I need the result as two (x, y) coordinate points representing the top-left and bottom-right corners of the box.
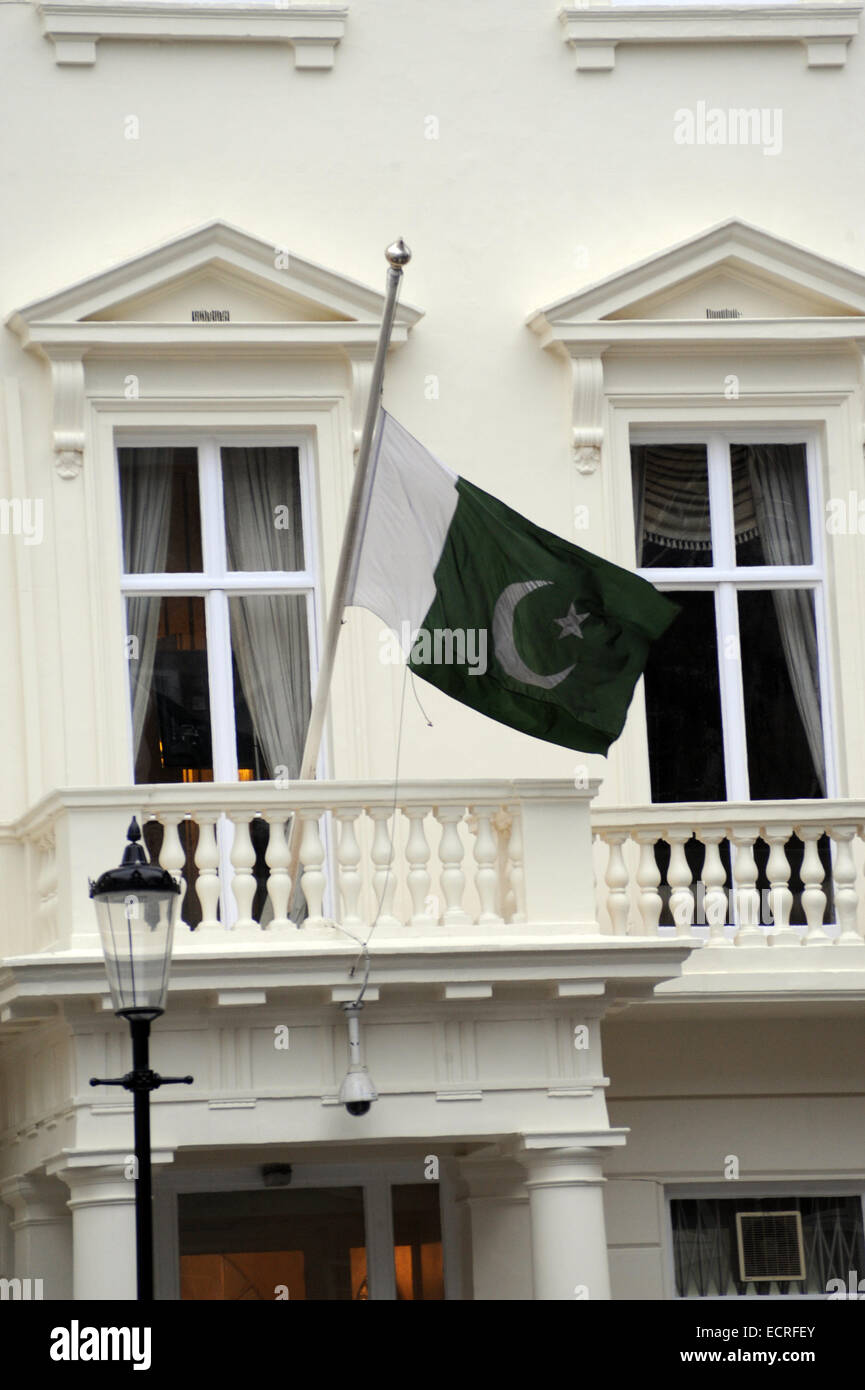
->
(338, 1002), (378, 1117)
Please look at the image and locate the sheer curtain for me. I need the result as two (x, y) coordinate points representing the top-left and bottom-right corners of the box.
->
(120, 450), (173, 762)
(222, 449), (310, 779)
(746, 445), (826, 794)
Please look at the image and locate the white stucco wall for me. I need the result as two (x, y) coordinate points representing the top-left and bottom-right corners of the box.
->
(1, 3), (865, 816)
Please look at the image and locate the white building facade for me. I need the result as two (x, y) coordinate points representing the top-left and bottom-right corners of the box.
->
(0, 0), (864, 1300)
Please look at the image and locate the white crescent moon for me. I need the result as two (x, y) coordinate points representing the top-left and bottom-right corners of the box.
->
(492, 580), (575, 689)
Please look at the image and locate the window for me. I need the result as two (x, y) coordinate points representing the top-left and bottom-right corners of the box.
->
(631, 432), (831, 805)
(118, 438), (316, 786)
(174, 1177), (446, 1301)
(671, 1195), (865, 1298)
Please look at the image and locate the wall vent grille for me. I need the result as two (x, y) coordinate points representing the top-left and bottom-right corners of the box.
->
(735, 1211), (806, 1282)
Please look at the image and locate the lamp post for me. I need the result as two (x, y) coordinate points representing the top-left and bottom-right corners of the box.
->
(88, 817), (193, 1302)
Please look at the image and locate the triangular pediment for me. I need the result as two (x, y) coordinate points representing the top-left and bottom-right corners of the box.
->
(529, 219), (865, 333)
(8, 221), (423, 341)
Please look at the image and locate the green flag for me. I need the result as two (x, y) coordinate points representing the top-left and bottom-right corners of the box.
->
(348, 411), (679, 754)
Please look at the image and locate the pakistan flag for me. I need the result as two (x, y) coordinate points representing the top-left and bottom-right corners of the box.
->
(348, 411), (679, 755)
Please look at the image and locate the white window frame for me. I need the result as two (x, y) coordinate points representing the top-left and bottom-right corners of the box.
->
(116, 428), (323, 786)
(116, 428), (327, 926)
(664, 1181), (865, 1301)
(153, 1160), (462, 1302)
(630, 425), (836, 802)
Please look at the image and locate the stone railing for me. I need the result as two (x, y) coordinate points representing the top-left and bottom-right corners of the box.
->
(4, 779), (597, 953)
(592, 800), (865, 948)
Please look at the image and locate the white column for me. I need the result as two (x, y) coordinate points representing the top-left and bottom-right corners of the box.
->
(517, 1142), (616, 1300)
(52, 1161), (137, 1300)
(0, 1174), (73, 1300)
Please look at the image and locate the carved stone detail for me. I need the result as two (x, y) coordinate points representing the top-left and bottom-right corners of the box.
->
(50, 356), (86, 479)
(568, 352), (604, 472)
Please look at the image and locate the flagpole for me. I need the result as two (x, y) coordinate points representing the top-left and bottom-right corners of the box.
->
(286, 238), (411, 913)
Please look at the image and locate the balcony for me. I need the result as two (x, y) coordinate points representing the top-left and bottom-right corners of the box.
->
(3, 783), (865, 1005)
(593, 800), (865, 995)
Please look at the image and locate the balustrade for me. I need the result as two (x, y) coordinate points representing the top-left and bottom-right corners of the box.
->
(594, 803), (865, 948)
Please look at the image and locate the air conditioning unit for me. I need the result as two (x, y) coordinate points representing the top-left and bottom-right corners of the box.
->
(735, 1210), (806, 1282)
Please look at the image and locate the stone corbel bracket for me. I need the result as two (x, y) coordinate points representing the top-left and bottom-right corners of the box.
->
(50, 354), (86, 479)
(528, 308), (609, 473)
(343, 345), (377, 456)
(37, 1), (349, 70)
(568, 351), (605, 474)
(558, 5), (862, 73)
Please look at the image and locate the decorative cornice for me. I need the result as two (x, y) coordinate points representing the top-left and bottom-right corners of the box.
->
(532, 316), (865, 354)
(559, 4), (862, 73)
(37, 1), (348, 69)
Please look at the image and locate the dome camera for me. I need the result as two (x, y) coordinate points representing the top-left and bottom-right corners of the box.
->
(339, 1002), (378, 1117)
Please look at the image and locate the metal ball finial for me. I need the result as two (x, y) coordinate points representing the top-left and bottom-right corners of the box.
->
(385, 239), (411, 268)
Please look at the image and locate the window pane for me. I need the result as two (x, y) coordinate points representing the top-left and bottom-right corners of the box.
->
(672, 1196), (865, 1297)
(391, 1184), (444, 1301)
(738, 589), (825, 798)
(127, 595), (213, 783)
(631, 444), (711, 568)
(643, 591), (726, 802)
(222, 446), (304, 571)
(229, 594), (311, 782)
(731, 444), (812, 566)
(119, 447), (202, 573)
(178, 1188), (366, 1301)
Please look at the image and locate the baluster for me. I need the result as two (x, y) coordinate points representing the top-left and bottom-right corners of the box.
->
(158, 813), (188, 922)
(193, 813), (221, 931)
(731, 825), (762, 947)
(298, 810), (327, 928)
(829, 825), (862, 946)
(334, 806), (363, 929)
(667, 828), (695, 937)
(491, 808), (513, 921)
(404, 805), (433, 925)
(264, 815), (292, 930)
(798, 826), (830, 945)
(699, 829), (730, 947)
(634, 831), (662, 936)
(603, 832), (630, 936)
(506, 803), (526, 923)
(470, 803), (504, 925)
(764, 824), (795, 945)
(368, 806), (401, 928)
(229, 813), (257, 930)
(436, 806), (470, 926)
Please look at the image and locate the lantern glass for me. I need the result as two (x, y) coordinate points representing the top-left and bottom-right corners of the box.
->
(92, 886), (180, 1017)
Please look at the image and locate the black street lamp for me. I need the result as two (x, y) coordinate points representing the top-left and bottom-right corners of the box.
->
(88, 817), (193, 1302)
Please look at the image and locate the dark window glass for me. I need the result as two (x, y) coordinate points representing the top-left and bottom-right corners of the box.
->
(222, 447), (304, 572)
(228, 594), (311, 783)
(732, 444), (812, 567)
(643, 591), (725, 803)
(391, 1184), (444, 1301)
(127, 596), (212, 784)
(738, 589), (824, 799)
(631, 445), (711, 568)
(672, 1196), (865, 1298)
(119, 447), (202, 573)
(179, 1188), (367, 1301)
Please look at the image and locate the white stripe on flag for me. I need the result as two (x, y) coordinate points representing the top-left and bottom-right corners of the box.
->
(347, 411), (459, 654)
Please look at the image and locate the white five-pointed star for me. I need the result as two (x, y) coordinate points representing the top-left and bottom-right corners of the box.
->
(554, 604), (590, 639)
